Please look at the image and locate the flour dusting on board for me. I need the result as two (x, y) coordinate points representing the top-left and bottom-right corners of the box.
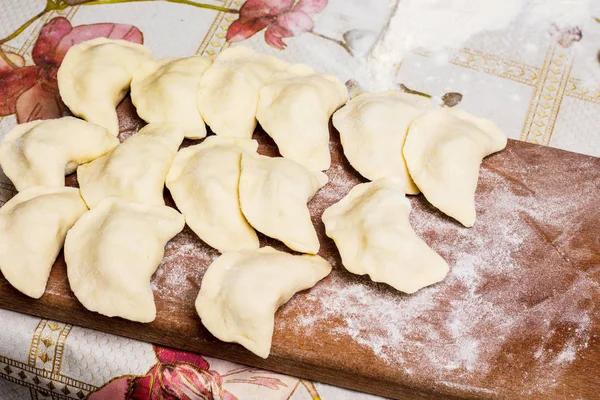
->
(151, 226), (219, 312)
(279, 144), (600, 394)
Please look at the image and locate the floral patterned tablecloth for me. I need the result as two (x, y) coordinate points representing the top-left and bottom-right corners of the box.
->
(0, 1), (599, 399)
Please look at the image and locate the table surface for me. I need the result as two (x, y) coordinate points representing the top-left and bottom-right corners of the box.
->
(1, 1), (600, 400)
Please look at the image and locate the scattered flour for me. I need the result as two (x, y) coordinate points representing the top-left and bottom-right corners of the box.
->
(150, 227), (219, 311)
(362, 0), (593, 91)
(277, 143), (600, 395)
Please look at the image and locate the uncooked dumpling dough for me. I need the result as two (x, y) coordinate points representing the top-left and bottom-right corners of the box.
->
(0, 187), (87, 298)
(0, 117), (119, 191)
(322, 178), (449, 294)
(78, 123), (184, 208)
(197, 46), (288, 138)
(256, 63), (348, 171)
(332, 91), (432, 194)
(65, 197), (184, 322)
(403, 107), (507, 227)
(166, 136), (259, 252)
(195, 246), (332, 358)
(57, 37), (152, 136)
(239, 153), (327, 254)
(131, 56), (213, 139)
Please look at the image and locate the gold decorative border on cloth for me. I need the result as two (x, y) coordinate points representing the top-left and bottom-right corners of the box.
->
(29, 320), (71, 371)
(196, 0), (239, 56)
(0, 356), (96, 399)
(566, 77), (600, 104)
(415, 48), (540, 86)
(11, 320), (89, 398)
(520, 45), (575, 145)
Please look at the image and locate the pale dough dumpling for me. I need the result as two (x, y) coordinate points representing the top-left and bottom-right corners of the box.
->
(0, 187), (87, 299)
(57, 37), (152, 136)
(166, 136), (259, 252)
(332, 91), (432, 194)
(197, 46), (288, 138)
(0, 117), (119, 191)
(403, 108), (507, 227)
(322, 178), (449, 294)
(78, 123), (184, 208)
(239, 153), (327, 254)
(65, 197), (184, 322)
(130, 56), (213, 139)
(196, 246), (332, 358)
(256, 63), (348, 171)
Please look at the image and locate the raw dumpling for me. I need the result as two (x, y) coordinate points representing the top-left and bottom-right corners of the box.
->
(195, 246), (332, 358)
(403, 108), (507, 227)
(65, 197), (184, 322)
(78, 123), (184, 208)
(239, 153), (327, 254)
(322, 178), (449, 294)
(0, 117), (119, 191)
(197, 46), (288, 138)
(332, 91), (432, 194)
(166, 136), (259, 252)
(57, 37), (152, 136)
(256, 63), (348, 171)
(0, 187), (88, 298)
(131, 56), (213, 139)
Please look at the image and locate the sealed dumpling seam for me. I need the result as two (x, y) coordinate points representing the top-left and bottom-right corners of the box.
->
(65, 197), (184, 322)
(0, 117), (119, 191)
(0, 186), (88, 299)
(195, 246), (332, 358)
(57, 37), (152, 136)
(322, 177), (449, 294)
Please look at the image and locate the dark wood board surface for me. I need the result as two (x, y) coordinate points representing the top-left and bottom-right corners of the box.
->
(1, 105), (599, 400)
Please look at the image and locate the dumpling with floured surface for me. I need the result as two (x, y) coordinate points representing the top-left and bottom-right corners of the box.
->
(0, 117), (119, 191)
(65, 197), (184, 323)
(0, 187), (88, 299)
(195, 246), (332, 358)
(57, 37), (152, 136)
(403, 107), (507, 227)
(78, 122), (184, 208)
(322, 177), (449, 294)
(257, 63), (348, 171)
(166, 136), (260, 252)
(197, 46), (288, 139)
(239, 153), (327, 255)
(333, 91), (432, 194)
(131, 56), (213, 139)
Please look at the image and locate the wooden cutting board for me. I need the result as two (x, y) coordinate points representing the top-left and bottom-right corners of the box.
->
(1, 104), (599, 399)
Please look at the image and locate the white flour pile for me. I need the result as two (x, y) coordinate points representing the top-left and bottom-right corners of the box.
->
(363, 0), (593, 91)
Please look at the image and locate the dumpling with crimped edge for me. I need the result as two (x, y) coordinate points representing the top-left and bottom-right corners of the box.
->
(195, 246), (332, 358)
(239, 153), (328, 255)
(332, 91), (433, 194)
(257, 63), (348, 172)
(166, 136), (259, 252)
(403, 107), (507, 227)
(197, 46), (289, 139)
(322, 178), (449, 294)
(65, 197), (184, 323)
(78, 122), (184, 208)
(130, 56), (213, 139)
(57, 37), (152, 136)
(0, 187), (88, 299)
(0, 117), (119, 191)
